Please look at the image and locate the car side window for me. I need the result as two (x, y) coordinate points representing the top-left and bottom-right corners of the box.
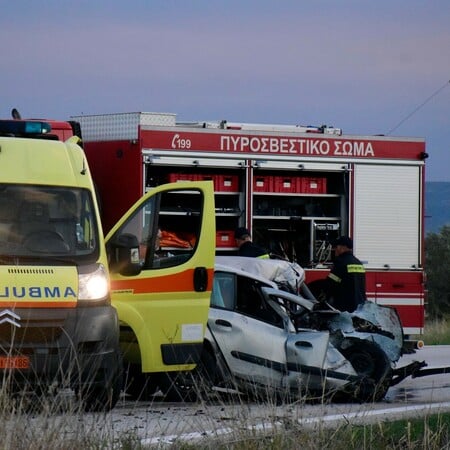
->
(211, 272), (236, 310)
(236, 276), (283, 328)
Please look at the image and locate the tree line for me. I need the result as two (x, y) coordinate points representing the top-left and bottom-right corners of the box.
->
(425, 225), (450, 319)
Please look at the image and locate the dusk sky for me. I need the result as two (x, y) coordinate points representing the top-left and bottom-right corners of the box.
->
(2, 1), (449, 180)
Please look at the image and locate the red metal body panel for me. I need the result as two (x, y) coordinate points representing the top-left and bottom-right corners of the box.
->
(27, 119), (74, 141)
(83, 140), (143, 233)
(141, 129), (425, 160)
(305, 269), (424, 333)
(45, 120), (74, 141)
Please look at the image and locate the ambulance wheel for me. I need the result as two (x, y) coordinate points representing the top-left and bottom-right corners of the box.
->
(79, 368), (123, 412)
(124, 363), (159, 401)
(160, 349), (216, 402)
(341, 340), (392, 402)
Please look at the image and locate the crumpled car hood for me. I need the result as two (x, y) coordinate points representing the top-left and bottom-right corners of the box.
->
(327, 301), (404, 362)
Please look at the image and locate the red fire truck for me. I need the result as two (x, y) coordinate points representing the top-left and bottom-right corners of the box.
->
(73, 112), (427, 338)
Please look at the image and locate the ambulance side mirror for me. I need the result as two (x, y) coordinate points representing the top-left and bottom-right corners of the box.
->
(108, 233), (142, 276)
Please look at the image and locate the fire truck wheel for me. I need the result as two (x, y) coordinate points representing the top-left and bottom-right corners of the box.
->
(160, 349), (216, 402)
(340, 340), (393, 402)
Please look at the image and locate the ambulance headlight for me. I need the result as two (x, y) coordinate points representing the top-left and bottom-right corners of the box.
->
(78, 264), (109, 301)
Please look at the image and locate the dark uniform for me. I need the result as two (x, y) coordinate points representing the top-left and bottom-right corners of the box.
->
(235, 227), (270, 259)
(238, 240), (270, 258)
(326, 239), (366, 312)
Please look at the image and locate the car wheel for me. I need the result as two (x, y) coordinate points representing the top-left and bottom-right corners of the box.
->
(160, 349), (216, 402)
(340, 340), (392, 402)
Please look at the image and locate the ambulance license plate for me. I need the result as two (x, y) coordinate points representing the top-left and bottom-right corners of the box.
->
(0, 356), (30, 369)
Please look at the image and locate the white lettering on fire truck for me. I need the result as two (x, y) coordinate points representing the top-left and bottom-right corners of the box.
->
(0, 286), (77, 298)
(171, 134), (192, 149)
(221, 136), (375, 157)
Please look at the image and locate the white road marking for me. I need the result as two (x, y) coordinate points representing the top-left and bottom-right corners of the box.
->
(299, 402), (450, 424)
(142, 401), (450, 446)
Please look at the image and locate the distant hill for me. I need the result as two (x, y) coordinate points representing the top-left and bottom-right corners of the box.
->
(425, 182), (450, 235)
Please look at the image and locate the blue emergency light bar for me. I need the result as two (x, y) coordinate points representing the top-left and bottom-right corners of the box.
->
(0, 120), (52, 135)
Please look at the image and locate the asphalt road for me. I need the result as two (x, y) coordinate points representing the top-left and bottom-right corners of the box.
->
(386, 345), (450, 404)
(55, 345), (450, 447)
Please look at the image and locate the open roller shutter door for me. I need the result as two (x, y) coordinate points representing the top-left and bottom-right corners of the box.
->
(353, 164), (421, 269)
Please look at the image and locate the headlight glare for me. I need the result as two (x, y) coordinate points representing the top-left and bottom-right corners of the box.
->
(78, 264), (109, 300)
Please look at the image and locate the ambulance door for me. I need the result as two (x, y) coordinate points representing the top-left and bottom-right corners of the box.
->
(105, 181), (215, 374)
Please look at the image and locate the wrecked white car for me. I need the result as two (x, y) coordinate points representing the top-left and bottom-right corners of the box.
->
(161, 256), (433, 403)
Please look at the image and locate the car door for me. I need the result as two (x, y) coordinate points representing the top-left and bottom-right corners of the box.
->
(105, 181), (215, 374)
(208, 270), (287, 388)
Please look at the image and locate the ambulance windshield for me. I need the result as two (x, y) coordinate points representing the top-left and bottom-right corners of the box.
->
(0, 184), (100, 263)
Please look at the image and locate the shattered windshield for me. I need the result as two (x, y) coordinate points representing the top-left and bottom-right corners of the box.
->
(0, 184), (99, 263)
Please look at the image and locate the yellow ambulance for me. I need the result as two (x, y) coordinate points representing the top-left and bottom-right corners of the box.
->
(0, 118), (216, 407)
(0, 119), (123, 410)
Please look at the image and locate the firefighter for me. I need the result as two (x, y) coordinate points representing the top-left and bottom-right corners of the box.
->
(234, 227), (270, 259)
(325, 236), (367, 312)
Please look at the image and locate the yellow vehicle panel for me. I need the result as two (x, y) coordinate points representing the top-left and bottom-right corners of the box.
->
(0, 266), (78, 308)
(0, 136), (92, 188)
(107, 181), (215, 373)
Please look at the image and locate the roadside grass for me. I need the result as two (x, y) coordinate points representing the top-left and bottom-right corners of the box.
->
(348, 413), (450, 449)
(173, 413), (450, 450)
(1, 382), (450, 449)
(420, 315), (450, 345)
(0, 384), (118, 450)
(1, 328), (450, 450)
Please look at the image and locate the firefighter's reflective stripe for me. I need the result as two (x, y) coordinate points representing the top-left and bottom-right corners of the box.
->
(257, 254), (270, 259)
(328, 264), (365, 283)
(347, 264), (365, 274)
(328, 273), (341, 283)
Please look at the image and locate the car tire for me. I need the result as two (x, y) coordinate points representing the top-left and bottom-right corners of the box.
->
(340, 340), (392, 402)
